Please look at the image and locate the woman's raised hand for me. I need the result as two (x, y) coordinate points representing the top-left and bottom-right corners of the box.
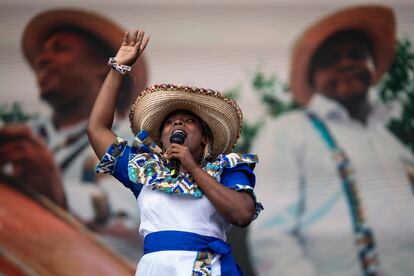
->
(115, 29), (149, 66)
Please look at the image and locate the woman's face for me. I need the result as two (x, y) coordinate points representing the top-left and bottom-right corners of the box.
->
(160, 110), (207, 157)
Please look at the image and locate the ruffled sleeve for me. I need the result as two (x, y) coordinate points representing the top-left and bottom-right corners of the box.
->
(96, 137), (142, 198)
(215, 153), (264, 219)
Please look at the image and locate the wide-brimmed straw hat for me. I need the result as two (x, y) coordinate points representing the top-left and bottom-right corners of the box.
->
(290, 5), (395, 106)
(129, 84), (243, 159)
(21, 8), (147, 108)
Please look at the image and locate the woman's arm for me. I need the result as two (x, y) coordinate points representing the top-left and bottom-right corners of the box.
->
(192, 167), (255, 227)
(165, 144), (255, 227)
(87, 30), (149, 159)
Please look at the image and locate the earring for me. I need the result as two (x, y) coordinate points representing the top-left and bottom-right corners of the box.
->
(201, 141), (212, 164)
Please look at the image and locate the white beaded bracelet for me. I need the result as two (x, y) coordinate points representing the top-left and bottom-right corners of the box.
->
(108, 57), (132, 74)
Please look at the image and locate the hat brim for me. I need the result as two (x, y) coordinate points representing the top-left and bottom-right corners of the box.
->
(21, 8), (147, 102)
(129, 84), (243, 159)
(290, 5), (396, 106)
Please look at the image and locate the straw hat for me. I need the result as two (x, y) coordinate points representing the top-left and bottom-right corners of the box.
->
(129, 84), (243, 159)
(21, 8), (147, 105)
(290, 5), (395, 106)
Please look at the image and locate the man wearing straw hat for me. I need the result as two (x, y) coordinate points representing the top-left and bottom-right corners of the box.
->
(0, 8), (147, 260)
(249, 5), (414, 276)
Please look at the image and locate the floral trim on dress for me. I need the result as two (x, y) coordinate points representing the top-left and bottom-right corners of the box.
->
(203, 153), (258, 179)
(96, 137), (128, 174)
(97, 133), (263, 216)
(230, 184), (264, 219)
(192, 251), (214, 276)
(128, 151), (204, 198)
(128, 149), (258, 199)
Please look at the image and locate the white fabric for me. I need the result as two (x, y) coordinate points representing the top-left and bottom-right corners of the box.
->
(135, 185), (232, 275)
(31, 118), (142, 261)
(249, 94), (414, 276)
(32, 118), (139, 223)
(32, 118), (99, 220)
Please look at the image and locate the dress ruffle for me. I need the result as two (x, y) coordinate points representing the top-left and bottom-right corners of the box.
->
(96, 137), (128, 174)
(96, 133), (263, 217)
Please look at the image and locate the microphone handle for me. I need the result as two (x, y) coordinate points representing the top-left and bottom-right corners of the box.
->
(170, 158), (180, 178)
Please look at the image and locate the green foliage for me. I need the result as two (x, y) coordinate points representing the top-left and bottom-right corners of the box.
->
(252, 70), (299, 117)
(0, 102), (38, 124)
(224, 84), (242, 101)
(378, 38), (414, 153)
(232, 120), (264, 154)
(224, 83), (263, 153)
(225, 70), (296, 153)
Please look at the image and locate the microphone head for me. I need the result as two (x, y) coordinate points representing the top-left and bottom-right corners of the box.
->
(169, 129), (187, 145)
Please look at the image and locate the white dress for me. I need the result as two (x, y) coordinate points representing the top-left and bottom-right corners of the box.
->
(97, 135), (262, 275)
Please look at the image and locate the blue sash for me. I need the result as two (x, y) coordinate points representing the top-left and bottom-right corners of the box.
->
(144, 230), (242, 275)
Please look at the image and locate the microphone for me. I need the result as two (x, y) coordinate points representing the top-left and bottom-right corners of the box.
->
(169, 129), (187, 178)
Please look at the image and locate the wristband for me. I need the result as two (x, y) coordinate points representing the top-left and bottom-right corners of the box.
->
(108, 57), (132, 74)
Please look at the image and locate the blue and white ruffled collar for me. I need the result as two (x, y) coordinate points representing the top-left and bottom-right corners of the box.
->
(127, 131), (257, 198)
